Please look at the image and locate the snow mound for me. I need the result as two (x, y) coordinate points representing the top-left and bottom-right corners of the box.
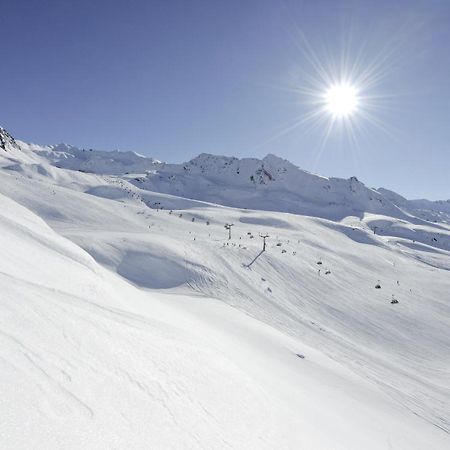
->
(117, 251), (190, 288)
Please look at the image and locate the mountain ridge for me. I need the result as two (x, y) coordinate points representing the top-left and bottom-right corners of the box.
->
(1, 127), (449, 227)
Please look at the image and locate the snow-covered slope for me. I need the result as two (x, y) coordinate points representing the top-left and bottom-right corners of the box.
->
(0, 193), (284, 448)
(378, 187), (450, 224)
(1, 127), (449, 449)
(32, 142), (161, 175)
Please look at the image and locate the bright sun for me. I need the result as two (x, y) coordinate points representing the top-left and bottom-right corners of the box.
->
(324, 83), (359, 118)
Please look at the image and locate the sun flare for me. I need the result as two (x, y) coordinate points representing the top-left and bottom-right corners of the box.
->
(267, 30), (396, 150)
(324, 83), (359, 118)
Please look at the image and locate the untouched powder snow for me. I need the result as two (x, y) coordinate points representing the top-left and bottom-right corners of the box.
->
(1, 128), (449, 449)
(0, 194), (274, 448)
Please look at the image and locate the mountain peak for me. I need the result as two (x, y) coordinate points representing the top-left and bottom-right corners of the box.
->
(263, 153), (290, 164)
(0, 126), (20, 152)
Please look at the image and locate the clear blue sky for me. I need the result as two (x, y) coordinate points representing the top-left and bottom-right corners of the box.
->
(1, 0), (449, 199)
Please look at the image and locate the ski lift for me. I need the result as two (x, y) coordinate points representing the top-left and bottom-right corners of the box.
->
(391, 295), (399, 304)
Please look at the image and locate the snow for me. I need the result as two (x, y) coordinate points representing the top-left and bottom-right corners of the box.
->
(27, 136), (450, 226)
(1, 128), (449, 449)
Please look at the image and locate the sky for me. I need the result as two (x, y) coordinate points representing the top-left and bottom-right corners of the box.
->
(1, 0), (449, 199)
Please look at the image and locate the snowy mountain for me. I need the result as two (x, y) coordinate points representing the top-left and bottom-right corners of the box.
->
(21, 134), (450, 222)
(1, 127), (449, 449)
(12, 132), (450, 223)
(10, 131), (450, 250)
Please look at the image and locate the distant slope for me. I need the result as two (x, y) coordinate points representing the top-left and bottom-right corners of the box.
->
(378, 187), (450, 224)
(10, 128), (448, 226)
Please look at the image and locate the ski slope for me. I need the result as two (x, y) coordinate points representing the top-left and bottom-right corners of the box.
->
(1, 128), (449, 449)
